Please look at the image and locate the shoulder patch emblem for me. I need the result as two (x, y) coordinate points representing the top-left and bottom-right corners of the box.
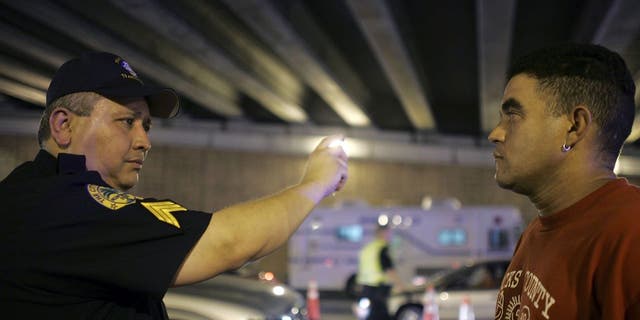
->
(140, 201), (186, 228)
(87, 184), (139, 210)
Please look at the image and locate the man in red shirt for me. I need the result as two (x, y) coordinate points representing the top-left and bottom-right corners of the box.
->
(489, 43), (640, 319)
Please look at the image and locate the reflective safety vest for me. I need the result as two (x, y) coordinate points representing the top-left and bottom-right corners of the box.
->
(357, 239), (389, 286)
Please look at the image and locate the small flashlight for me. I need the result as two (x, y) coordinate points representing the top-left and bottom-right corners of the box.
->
(329, 139), (344, 148)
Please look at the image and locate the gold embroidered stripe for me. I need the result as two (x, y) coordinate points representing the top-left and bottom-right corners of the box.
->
(140, 201), (187, 228)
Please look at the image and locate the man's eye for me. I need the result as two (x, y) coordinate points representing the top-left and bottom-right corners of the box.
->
(505, 109), (519, 118)
(123, 118), (135, 126)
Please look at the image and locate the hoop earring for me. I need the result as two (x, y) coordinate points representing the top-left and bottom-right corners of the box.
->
(562, 144), (572, 152)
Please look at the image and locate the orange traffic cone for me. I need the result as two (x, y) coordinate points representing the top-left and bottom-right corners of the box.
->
(422, 285), (439, 320)
(458, 295), (475, 320)
(307, 279), (321, 320)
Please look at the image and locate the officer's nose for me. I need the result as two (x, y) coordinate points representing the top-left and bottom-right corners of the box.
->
(488, 124), (504, 144)
(133, 125), (151, 152)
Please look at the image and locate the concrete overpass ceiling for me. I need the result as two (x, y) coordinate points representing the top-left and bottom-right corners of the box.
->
(0, 0), (638, 147)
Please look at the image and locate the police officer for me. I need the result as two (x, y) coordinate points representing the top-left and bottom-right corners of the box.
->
(357, 224), (404, 320)
(0, 51), (348, 319)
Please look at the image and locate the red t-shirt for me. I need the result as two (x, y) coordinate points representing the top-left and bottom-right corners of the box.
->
(495, 179), (640, 319)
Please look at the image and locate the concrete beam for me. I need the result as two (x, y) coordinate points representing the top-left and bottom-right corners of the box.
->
(0, 21), (71, 69)
(0, 78), (45, 106)
(4, 1), (243, 117)
(476, 0), (516, 134)
(0, 53), (51, 91)
(109, 0), (307, 123)
(60, 0), (238, 107)
(164, 0), (306, 106)
(222, 0), (371, 127)
(347, 0), (435, 130)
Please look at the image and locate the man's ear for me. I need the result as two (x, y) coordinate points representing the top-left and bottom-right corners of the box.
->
(49, 107), (74, 148)
(565, 105), (593, 147)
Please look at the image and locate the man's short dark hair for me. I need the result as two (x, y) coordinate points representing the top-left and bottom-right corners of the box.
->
(507, 43), (636, 161)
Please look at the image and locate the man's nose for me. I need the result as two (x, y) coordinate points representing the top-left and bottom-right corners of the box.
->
(488, 125), (504, 143)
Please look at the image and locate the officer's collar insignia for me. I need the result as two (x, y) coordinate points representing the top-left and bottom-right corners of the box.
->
(140, 201), (186, 228)
(87, 184), (139, 210)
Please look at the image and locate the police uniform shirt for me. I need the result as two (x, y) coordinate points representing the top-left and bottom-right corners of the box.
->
(0, 151), (212, 319)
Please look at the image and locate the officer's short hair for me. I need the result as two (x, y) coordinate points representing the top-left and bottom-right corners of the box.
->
(37, 92), (102, 148)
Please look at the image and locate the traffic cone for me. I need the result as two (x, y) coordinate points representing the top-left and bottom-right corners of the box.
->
(422, 285), (439, 320)
(458, 295), (475, 320)
(306, 279), (321, 320)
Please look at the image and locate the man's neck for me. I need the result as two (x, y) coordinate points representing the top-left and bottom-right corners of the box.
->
(529, 167), (616, 216)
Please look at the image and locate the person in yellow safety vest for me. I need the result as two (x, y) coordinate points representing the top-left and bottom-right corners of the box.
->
(357, 224), (405, 320)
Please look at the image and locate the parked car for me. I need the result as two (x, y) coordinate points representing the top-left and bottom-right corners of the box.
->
(388, 260), (510, 320)
(164, 273), (307, 320)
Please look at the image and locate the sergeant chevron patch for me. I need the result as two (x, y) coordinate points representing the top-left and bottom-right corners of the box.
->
(140, 201), (186, 228)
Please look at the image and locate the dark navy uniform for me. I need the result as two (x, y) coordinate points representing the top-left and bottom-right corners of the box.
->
(0, 151), (211, 319)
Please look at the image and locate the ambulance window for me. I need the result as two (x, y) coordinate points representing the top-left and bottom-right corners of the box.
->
(437, 228), (467, 246)
(336, 225), (363, 242)
(488, 215), (510, 251)
(488, 228), (509, 250)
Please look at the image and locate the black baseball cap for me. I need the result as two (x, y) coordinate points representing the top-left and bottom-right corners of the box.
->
(46, 52), (179, 118)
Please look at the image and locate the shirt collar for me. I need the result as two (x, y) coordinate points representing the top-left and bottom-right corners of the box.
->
(33, 150), (58, 174)
(57, 153), (88, 174)
(34, 150), (88, 175)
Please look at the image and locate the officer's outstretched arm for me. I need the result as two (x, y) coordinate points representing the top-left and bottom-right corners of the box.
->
(172, 135), (348, 286)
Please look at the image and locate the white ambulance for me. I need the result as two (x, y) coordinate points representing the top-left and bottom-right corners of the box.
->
(288, 200), (523, 291)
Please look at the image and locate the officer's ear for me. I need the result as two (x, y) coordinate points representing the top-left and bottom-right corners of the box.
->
(49, 107), (74, 148)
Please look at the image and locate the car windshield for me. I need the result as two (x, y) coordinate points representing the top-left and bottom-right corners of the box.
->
(432, 261), (509, 291)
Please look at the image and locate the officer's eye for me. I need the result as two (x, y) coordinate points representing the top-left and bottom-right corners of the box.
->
(503, 108), (521, 120)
